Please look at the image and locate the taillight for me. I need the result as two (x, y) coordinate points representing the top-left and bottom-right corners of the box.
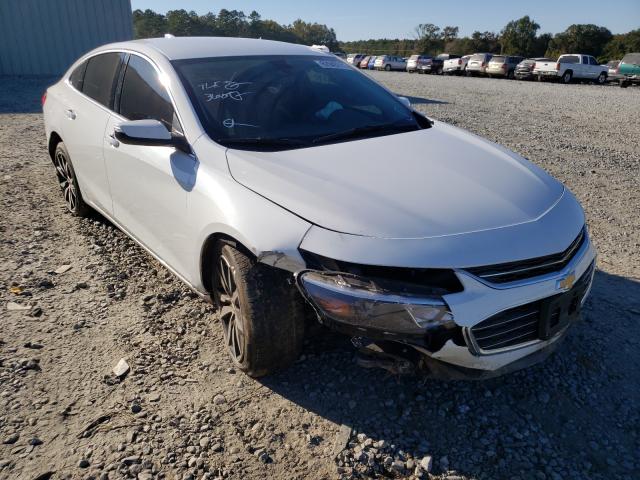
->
(481, 62), (486, 67)
(458, 59), (461, 65)
(532, 62), (536, 70)
(41, 91), (47, 106)
(502, 64), (507, 70)
(556, 62), (560, 70)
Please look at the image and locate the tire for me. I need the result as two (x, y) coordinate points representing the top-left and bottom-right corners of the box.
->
(465, 70), (472, 77)
(597, 72), (607, 85)
(436, 66), (443, 75)
(507, 70), (515, 80)
(52, 142), (90, 217)
(384, 64), (391, 71)
(561, 71), (572, 84)
(620, 79), (629, 88)
(213, 243), (305, 377)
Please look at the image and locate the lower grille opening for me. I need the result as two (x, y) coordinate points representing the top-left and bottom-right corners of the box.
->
(470, 261), (594, 352)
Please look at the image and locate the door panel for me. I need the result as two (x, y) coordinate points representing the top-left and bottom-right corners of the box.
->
(103, 115), (196, 274)
(61, 90), (112, 212)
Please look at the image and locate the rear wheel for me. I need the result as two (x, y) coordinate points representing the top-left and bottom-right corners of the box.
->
(384, 64), (391, 71)
(53, 142), (90, 217)
(213, 243), (305, 377)
(620, 79), (629, 88)
(561, 71), (573, 84)
(597, 72), (607, 85)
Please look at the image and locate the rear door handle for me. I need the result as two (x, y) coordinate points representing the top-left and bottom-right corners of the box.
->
(65, 109), (76, 120)
(107, 133), (119, 148)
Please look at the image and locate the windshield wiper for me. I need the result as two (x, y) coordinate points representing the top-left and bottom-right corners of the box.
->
(311, 121), (419, 145)
(218, 137), (310, 149)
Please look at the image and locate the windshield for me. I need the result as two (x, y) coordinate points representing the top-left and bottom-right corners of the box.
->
(173, 55), (420, 149)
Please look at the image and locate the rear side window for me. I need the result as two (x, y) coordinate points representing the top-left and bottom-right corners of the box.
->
(69, 61), (87, 91)
(118, 55), (177, 132)
(560, 55), (580, 64)
(82, 53), (125, 108)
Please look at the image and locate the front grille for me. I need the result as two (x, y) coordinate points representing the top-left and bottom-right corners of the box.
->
(465, 227), (586, 284)
(470, 261), (594, 352)
(470, 302), (542, 351)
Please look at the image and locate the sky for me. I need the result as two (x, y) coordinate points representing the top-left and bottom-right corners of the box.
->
(131, 0), (640, 41)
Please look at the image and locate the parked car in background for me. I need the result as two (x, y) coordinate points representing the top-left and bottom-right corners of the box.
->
(617, 52), (640, 87)
(443, 55), (470, 75)
(407, 55), (432, 73)
(604, 60), (620, 82)
(418, 53), (459, 74)
(374, 55), (407, 71)
(515, 58), (554, 80)
(346, 53), (366, 67)
(359, 56), (371, 69)
(367, 56), (377, 69)
(44, 37), (595, 379)
(533, 54), (608, 84)
(466, 53), (493, 76)
(486, 55), (524, 79)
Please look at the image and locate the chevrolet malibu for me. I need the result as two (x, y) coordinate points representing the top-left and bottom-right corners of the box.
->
(43, 37), (596, 378)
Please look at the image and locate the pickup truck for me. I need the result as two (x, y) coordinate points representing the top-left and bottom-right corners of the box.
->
(443, 55), (470, 74)
(533, 54), (608, 84)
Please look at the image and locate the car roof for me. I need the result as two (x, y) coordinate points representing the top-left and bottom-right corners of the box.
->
(92, 36), (323, 61)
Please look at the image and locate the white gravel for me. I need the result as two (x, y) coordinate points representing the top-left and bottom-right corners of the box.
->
(1, 74), (639, 480)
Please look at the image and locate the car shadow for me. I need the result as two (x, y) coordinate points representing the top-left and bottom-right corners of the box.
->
(0, 75), (58, 113)
(259, 269), (640, 478)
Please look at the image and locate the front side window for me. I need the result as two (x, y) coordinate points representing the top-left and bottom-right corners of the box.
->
(589, 56), (598, 65)
(69, 61), (87, 91)
(173, 55), (420, 150)
(119, 55), (177, 132)
(82, 52), (125, 108)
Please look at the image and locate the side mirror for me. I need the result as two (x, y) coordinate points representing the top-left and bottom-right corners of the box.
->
(114, 119), (191, 154)
(398, 96), (411, 109)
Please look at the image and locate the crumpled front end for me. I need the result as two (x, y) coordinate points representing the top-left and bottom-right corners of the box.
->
(293, 189), (596, 377)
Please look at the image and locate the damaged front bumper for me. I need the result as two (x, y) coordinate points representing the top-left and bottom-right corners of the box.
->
(295, 227), (596, 379)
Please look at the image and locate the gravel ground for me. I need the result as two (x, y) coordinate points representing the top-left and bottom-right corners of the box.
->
(1, 73), (639, 480)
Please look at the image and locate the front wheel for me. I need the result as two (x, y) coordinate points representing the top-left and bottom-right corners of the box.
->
(53, 142), (90, 217)
(214, 243), (305, 377)
(597, 72), (607, 85)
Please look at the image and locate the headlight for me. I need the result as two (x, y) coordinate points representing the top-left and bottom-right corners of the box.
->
(299, 271), (455, 336)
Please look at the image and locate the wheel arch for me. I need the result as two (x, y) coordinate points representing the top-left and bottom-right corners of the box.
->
(48, 131), (63, 161)
(200, 232), (256, 295)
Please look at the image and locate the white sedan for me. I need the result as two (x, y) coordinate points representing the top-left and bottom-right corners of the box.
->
(43, 37), (595, 378)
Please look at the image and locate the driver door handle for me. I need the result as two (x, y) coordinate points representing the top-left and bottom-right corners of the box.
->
(65, 109), (76, 120)
(107, 132), (119, 148)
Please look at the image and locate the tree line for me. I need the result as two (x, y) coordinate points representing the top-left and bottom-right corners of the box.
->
(133, 9), (639, 63)
(132, 8), (339, 51)
(341, 17), (640, 62)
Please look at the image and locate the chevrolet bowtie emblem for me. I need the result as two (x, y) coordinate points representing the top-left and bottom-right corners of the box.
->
(557, 272), (576, 291)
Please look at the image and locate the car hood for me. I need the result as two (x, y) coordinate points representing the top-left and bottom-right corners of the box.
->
(226, 121), (564, 239)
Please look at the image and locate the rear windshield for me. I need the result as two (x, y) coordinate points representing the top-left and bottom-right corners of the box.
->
(621, 53), (640, 64)
(409, 55), (420, 60)
(470, 54), (486, 61)
(490, 56), (506, 63)
(560, 55), (580, 64)
(173, 55), (418, 149)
